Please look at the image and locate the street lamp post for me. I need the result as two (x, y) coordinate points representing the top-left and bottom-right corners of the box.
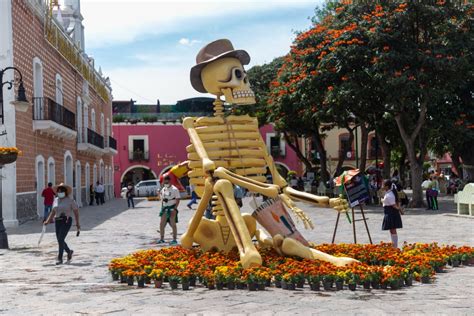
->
(0, 67), (30, 249)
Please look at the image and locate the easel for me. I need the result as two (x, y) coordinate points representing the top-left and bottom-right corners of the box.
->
(331, 203), (372, 244)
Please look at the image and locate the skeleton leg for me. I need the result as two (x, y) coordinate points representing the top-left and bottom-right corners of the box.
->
(280, 236), (359, 267)
(181, 178), (213, 248)
(213, 167), (280, 197)
(214, 179), (262, 268)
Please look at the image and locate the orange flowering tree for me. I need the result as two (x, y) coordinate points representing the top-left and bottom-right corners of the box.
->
(268, 1), (473, 204)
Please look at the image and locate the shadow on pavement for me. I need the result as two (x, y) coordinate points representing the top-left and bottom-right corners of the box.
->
(7, 198), (141, 235)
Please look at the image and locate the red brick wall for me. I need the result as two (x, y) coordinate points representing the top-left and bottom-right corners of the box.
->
(12, 0), (113, 193)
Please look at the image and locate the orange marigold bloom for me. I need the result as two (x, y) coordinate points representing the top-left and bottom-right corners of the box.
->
(383, 46), (390, 52)
(394, 71), (402, 77)
(328, 86), (334, 91)
(341, 76), (348, 81)
(408, 76), (415, 81)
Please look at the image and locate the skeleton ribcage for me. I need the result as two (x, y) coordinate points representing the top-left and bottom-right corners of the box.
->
(186, 115), (268, 197)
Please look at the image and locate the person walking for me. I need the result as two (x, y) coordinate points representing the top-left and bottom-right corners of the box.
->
(43, 183), (80, 265)
(126, 183), (135, 208)
(428, 175), (440, 210)
(94, 181), (105, 205)
(381, 179), (403, 248)
(157, 176), (180, 245)
(89, 184), (95, 206)
(187, 185), (198, 209)
(41, 182), (55, 220)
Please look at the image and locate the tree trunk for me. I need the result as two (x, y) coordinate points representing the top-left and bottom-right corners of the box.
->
(398, 150), (407, 188)
(451, 150), (463, 179)
(283, 132), (313, 173)
(459, 139), (474, 182)
(335, 128), (354, 176)
(394, 102), (428, 208)
(359, 124), (369, 172)
(376, 131), (391, 179)
(312, 129), (330, 183)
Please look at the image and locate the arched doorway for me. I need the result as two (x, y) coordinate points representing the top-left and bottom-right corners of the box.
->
(36, 155), (45, 217)
(121, 165), (157, 187)
(85, 163), (90, 205)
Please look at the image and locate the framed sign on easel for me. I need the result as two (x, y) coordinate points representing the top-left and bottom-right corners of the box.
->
(332, 170), (372, 244)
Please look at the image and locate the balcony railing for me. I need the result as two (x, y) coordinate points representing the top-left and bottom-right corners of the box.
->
(107, 136), (117, 150)
(32, 97), (76, 131)
(129, 151), (149, 161)
(87, 128), (104, 149)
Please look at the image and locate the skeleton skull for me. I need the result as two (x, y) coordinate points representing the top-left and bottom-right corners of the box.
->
(201, 57), (255, 105)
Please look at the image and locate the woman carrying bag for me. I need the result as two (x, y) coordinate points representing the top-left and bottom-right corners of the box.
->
(43, 183), (80, 265)
(381, 179), (403, 248)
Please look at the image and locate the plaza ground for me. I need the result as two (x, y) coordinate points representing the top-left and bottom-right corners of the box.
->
(1, 194), (473, 315)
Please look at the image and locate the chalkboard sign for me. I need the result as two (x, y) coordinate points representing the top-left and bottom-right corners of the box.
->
(343, 173), (369, 208)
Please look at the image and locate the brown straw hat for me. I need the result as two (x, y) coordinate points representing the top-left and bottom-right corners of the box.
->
(190, 39), (250, 93)
(53, 183), (73, 197)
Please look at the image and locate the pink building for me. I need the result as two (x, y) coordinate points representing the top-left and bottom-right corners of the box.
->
(112, 121), (303, 196)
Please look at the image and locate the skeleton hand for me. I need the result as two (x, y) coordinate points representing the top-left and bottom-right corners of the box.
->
(329, 197), (350, 213)
(203, 158), (216, 173)
(279, 193), (314, 230)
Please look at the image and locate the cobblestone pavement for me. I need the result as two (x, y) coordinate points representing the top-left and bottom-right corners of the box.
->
(1, 195), (473, 315)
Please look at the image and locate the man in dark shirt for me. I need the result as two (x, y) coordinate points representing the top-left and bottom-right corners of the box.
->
(42, 182), (55, 220)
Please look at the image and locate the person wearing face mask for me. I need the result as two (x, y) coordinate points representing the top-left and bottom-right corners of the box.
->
(43, 183), (80, 265)
(157, 176), (180, 245)
(126, 182), (135, 208)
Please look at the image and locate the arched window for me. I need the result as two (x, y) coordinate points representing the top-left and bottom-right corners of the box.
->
(100, 113), (105, 137)
(33, 57), (43, 120)
(47, 157), (55, 185)
(93, 164), (98, 186)
(64, 150), (73, 187)
(75, 161), (82, 206)
(83, 104), (89, 142)
(106, 118), (111, 146)
(77, 97), (83, 142)
(339, 133), (354, 160)
(85, 163), (90, 204)
(36, 155), (45, 217)
(91, 109), (96, 132)
(55, 73), (63, 105)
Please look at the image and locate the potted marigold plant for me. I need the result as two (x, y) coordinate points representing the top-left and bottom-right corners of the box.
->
(122, 269), (135, 286)
(0, 147), (21, 165)
(166, 270), (180, 290)
(135, 270), (147, 288)
(334, 271), (347, 291)
(241, 268), (259, 291)
(148, 269), (164, 288)
(281, 273), (296, 291)
(307, 273), (322, 291)
(420, 266), (433, 284)
(322, 273), (335, 291)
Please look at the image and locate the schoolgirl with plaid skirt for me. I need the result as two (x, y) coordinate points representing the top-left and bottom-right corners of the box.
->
(381, 180), (403, 248)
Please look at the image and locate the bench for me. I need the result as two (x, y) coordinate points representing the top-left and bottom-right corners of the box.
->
(455, 183), (474, 216)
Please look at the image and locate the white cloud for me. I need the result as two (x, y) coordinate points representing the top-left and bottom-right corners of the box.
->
(78, 0), (316, 49)
(178, 38), (201, 46)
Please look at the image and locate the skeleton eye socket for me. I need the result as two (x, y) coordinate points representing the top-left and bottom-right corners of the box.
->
(235, 69), (243, 79)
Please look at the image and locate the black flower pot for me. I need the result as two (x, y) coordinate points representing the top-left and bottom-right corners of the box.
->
(434, 266), (444, 273)
(236, 282), (245, 290)
(120, 274), (127, 283)
(363, 281), (371, 289)
(390, 281), (399, 290)
(323, 281), (333, 290)
(207, 283), (215, 290)
(137, 279), (145, 288)
(286, 282), (296, 291)
(371, 281), (380, 289)
(182, 281), (190, 290)
(127, 277), (134, 286)
(216, 282), (224, 290)
(145, 276), (151, 284)
(190, 277), (197, 287)
(452, 260), (460, 267)
(296, 279), (305, 288)
(112, 272), (119, 281)
(258, 283), (266, 291)
(169, 280), (179, 290)
(421, 276), (431, 284)
(248, 282), (258, 291)
(381, 282), (388, 289)
(404, 277), (413, 287)
(265, 279), (271, 287)
(310, 282), (320, 291)
(335, 280), (344, 291)
(348, 283), (357, 291)
(275, 280), (282, 288)
(281, 280), (288, 290)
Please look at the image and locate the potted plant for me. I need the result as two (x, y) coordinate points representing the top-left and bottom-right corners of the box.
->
(322, 273), (335, 290)
(166, 270), (180, 290)
(420, 266), (433, 284)
(0, 147), (21, 165)
(122, 269), (135, 286)
(335, 271), (346, 291)
(149, 269), (164, 288)
(136, 271), (146, 288)
(282, 273), (296, 291)
(307, 274), (321, 291)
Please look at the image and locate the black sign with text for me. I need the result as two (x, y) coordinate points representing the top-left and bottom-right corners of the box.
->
(344, 173), (369, 208)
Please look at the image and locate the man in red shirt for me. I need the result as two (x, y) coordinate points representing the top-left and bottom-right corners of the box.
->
(42, 182), (56, 220)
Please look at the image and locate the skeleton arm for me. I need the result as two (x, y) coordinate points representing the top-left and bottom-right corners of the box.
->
(183, 118), (215, 173)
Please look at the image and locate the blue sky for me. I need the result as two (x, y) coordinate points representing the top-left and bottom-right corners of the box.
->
(80, 0), (324, 104)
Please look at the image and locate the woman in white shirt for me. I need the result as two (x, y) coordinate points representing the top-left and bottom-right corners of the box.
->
(381, 179), (403, 248)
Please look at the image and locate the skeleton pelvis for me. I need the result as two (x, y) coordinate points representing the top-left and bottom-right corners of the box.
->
(193, 214), (257, 253)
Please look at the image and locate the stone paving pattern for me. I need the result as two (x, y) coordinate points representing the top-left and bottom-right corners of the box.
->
(1, 194), (473, 315)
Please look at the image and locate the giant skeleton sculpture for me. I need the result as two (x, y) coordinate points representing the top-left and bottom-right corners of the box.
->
(180, 39), (357, 268)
